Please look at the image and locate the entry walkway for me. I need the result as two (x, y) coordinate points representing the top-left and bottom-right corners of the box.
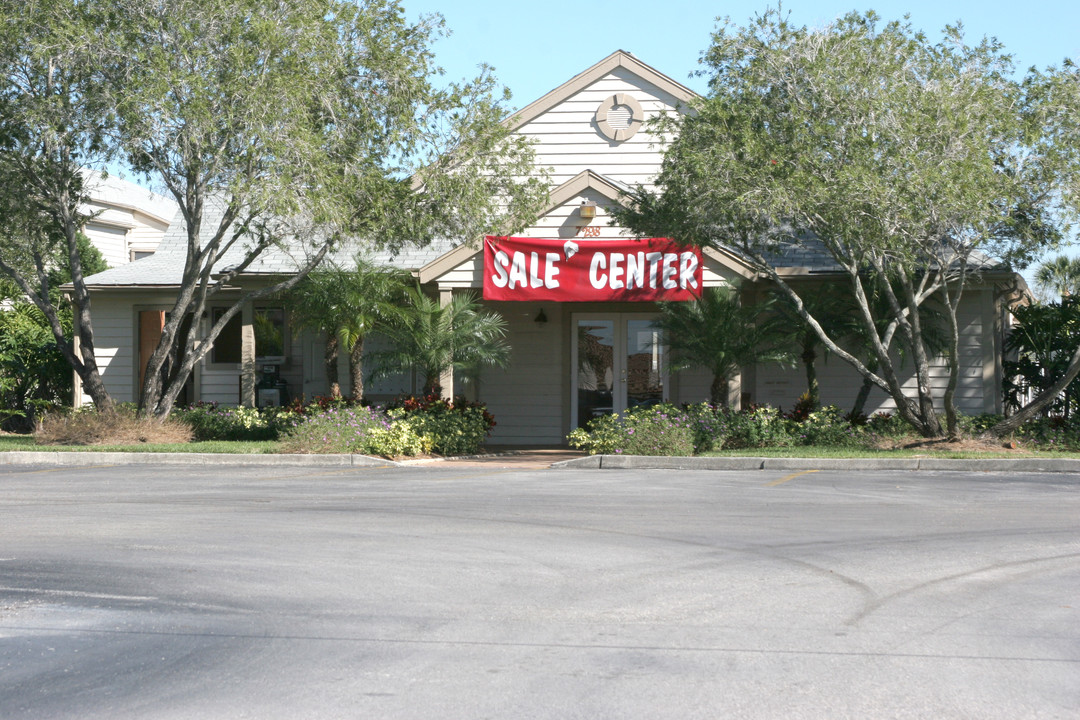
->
(403, 446), (585, 469)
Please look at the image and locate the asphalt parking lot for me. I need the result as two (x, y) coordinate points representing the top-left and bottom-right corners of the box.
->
(1, 462), (1077, 719)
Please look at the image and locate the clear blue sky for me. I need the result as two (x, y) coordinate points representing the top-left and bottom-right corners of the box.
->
(403, 1), (1079, 112)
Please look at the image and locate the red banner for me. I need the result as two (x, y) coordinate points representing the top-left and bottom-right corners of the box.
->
(482, 236), (702, 302)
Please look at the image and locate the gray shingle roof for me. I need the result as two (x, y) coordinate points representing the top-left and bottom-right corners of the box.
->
(83, 198), (457, 286)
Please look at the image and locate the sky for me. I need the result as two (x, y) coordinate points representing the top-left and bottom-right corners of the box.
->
(402, 0), (1080, 113)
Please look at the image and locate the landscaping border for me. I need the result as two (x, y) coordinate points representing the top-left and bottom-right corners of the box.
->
(0, 451), (399, 467)
(551, 455), (1080, 473)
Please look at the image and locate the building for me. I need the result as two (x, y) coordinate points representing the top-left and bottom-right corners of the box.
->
(80, 170), (178, 266)
(79, 51), (1019, 443)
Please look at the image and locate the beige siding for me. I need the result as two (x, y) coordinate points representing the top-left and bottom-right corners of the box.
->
(753, 294), (992, 416)
(476, 301), (564, 445)
(200, 366), (241, 406)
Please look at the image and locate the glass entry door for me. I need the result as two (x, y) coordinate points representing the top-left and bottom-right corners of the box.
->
(572, 314), (665, 429)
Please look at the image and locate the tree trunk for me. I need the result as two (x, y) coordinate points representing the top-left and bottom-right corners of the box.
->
(851, 376), (873, 418)
(325, 334), (340, 398)
(710, 373), (728, 408)
(349, 336), (364, 403)
(802, 344), (819, 407)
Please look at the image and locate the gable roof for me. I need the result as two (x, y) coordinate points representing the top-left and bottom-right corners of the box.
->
(81, 170), (178, 225)
(506, 50), (699, 132)
(416, 170), (629, 284)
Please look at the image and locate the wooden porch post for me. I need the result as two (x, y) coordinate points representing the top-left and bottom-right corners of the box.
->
(439, 288), (453, 400)
(240, 302), (256, 407)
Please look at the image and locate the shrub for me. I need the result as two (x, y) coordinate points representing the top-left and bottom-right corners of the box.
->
(568, 403), (695, 456)
(279, 405), (396, 454)
(363, 417), (433, 456)
(35, 406), (193, 445)
(957, 413), (1004, 435)
(682, 402), (731, 452)
(174, 402), (297, 441)
(866, 411), (910, 438)
(389, 394), (496, 455)
(793, 405), (865, 446)
(723, 405), (794, 449)
(0, 303), (72, 432)
(1013, 416), (1080, 451)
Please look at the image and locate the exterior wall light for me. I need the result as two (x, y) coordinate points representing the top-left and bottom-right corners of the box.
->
(579, 201), (597, 219)
(534, 308), (548, 325)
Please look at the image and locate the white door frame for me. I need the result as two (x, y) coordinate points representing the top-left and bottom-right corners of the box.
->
(570, 313), (667, 429)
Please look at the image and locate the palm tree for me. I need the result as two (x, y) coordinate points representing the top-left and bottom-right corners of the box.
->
(772, 286), (862, 409)
(287, 257), (409, 401)
(655, 287), (793, 407)
(369, 287), (510, 396)
(1034, 255), (1080, 301)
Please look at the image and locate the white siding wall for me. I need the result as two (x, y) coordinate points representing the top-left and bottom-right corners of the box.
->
(81, 295), (142, 404)
(82, 203), (172, 266)
(126, 212), (171, 256)
(83, 223), (129, 268)
(516, 68), (684, 189)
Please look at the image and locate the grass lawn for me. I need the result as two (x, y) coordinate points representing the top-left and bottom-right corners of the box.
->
(702, 445), (1080, 459)
(0, 435), (282, 454)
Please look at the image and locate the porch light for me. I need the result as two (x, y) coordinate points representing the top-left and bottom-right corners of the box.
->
(579, 201), (597, 219)
(534, 308), (548, 325)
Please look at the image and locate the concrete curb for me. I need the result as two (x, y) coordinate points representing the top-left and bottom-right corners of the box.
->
(553, 454), (1080, 473)
(0, 451), (400, 468)
(4, 450), (1080, 474)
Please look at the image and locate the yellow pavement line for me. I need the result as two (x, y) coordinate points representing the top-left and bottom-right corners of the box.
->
(766, 469), (820, 487)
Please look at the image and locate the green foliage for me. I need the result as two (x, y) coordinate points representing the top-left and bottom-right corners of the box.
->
(390, 405), (487, 456)
(370, 287), (510, 395)
(274, 395), (495, 457)
(957, 413), (1005, 435)
(387, 394), (496, 455)
(617, 8), (1080, 437)
(286, 256), (409, 400)
(1012, 416), (1080, 451)
(1003, 298), (1080, 417)
(361, 418), (433, 457)
(568, 404), (696, 456)
(722, 406), (795, 449)
(655, 287), (793, 406)
(794, 405), (863, 447)
(866, 412), (912, 438)
(278, 405), (396, 455)
(173, 403), (298, 442)
(0, 303), (72, 431)
(569, 403), (875, 455)
(1033, 255), (1080, 302)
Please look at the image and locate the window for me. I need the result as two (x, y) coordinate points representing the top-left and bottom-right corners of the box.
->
(130, 250), (155, 262)
(253, 307), (286, 359)
(211, 308), (242, 364)
(210, 306), (287, 364)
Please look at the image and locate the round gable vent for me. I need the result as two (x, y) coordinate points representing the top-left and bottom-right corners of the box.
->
(595, 93), (643, 142)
